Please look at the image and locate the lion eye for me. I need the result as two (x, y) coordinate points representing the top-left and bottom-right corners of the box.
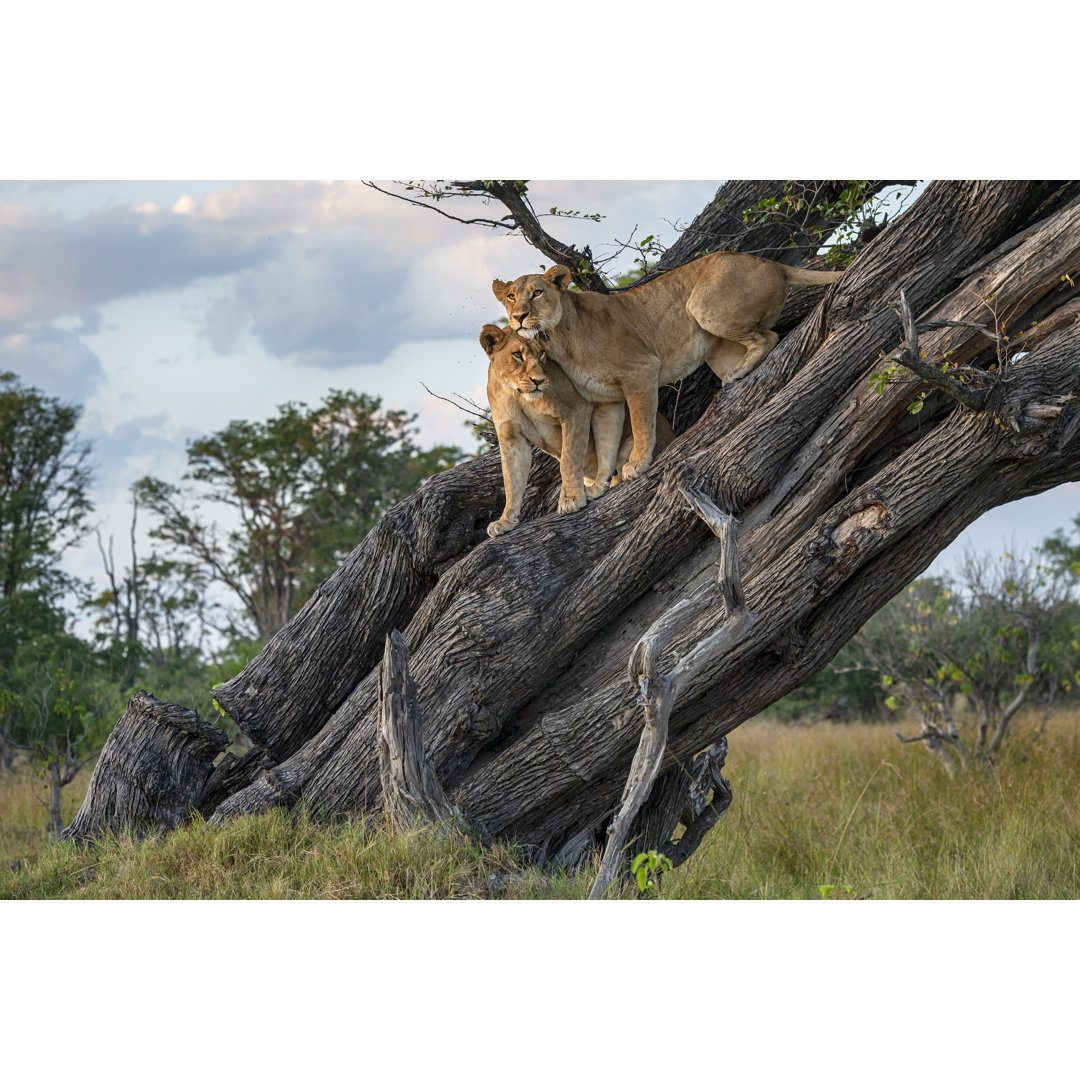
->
(532, 290), (543, 298)
(507, 292), (516, 301)
(538, 350), (547, 360)
(512, 351), (523, 362)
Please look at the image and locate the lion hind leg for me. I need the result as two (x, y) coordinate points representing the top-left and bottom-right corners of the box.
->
(724, 328), (779, 382)
(702, 337), (747, 383)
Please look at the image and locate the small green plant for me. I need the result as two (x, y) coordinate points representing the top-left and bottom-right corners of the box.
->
(632, 849), (673, 897)
(210, 683), (229, 721)
(816, 883), (856, 900)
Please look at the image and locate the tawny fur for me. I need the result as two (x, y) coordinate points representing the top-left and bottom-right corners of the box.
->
(493, 251), (842, 481)
(481, 325), (673, 538)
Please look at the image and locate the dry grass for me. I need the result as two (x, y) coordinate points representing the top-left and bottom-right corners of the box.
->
(0, 795), (593, 900)
(665, 707), (1080, 899)
(4, 708), (1079, 900)
(1, 761), (90, 870)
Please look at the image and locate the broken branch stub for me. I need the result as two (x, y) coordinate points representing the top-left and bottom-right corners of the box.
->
(377, 629), (456, 831)
(589, 490), (754, 899)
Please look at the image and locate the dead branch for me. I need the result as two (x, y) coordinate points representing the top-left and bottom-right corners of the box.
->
(892, 289), (991, 411)
(588, 489), (754, 899)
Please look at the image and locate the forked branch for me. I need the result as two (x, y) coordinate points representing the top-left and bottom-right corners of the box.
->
(891, 288), (991, 411)
(588, 489), (755, 899)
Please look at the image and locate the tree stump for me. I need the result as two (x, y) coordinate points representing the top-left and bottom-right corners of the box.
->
(62, 691), (228, 842)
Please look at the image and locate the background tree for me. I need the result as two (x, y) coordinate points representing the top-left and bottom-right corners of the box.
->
(1041, 513), (1080, 578)
(0, 371), (94, 779)
(1, 626), (118, 839)
(134, 390), (464, 641)
(85, 493), (227, 735)
(844, 551), (1079, 772)
(0, 372), (92, 623)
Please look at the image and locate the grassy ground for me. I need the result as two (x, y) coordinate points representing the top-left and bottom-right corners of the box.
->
(666, 707), (1080, 899)
(3, 708), (1078, 899)
(1, 763), (90, 873)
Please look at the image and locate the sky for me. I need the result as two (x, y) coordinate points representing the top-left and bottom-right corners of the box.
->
(1, 179), (1076, 612)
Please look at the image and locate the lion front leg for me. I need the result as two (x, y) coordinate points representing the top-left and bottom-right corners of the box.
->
(557, 404), (591, 515)
(488, 429), (532, 538)
(620, 388), (658, 481)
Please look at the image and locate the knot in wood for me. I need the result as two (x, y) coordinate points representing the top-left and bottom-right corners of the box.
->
(808, 500), (892, 596)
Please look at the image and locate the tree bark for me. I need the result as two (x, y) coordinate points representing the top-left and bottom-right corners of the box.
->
(62, 691), (228, 842)
(0, 732), (14, 773)
(71, 181), (1080, 870)
(377, 629), (456, 830)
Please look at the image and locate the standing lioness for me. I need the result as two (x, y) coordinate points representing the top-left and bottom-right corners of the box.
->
(493, 251), (843, 480)
(481, 325), (672, 537)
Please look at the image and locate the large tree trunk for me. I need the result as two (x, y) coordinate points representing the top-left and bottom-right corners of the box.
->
(71, 180), (1080, 869)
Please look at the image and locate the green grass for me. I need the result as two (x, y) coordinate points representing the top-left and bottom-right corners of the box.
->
(4, 709), (1079, 899)
(0, 804), (593, 900)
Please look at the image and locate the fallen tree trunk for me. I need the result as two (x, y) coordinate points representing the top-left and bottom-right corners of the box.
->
(70, 180), (1080, 871)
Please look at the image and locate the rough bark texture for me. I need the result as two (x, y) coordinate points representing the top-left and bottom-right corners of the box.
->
(377, 629), (456, 830)
(211, 179), (880, 763)
(70, 180), (1080, 871)
(62, 691), (228, 841)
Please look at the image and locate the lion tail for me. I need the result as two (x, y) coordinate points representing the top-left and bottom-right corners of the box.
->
(781, 265), (845, 285)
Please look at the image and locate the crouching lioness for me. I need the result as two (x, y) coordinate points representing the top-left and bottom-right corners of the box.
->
(481, 324), (672, 538)
(493, 251), (843, 481)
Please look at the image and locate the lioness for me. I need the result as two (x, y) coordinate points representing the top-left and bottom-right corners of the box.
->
(481, 324), (672, 538)
(493, 251), (843, 481)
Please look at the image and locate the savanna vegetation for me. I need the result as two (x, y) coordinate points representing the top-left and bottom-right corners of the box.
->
(5, 706), (1080, 899)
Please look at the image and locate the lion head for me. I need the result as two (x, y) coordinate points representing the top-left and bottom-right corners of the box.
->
(491, 265), (573, 340)
(479, 324), (552, 400)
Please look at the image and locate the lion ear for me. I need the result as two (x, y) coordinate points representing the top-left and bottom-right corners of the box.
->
(479, 324), (506, 356)
(544, 265), (573, 292)
(492, 280), (510, 303)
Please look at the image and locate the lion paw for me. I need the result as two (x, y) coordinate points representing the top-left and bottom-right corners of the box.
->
(487, 518), (517, 538)
(558, 490), (587, 515)
(584, 479), (610, 501)
(620, 458), (652, 482)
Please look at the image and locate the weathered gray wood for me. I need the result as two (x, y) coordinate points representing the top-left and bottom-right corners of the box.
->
(377, 630), (456, 830)
(62, 691), (227, 842)
(589, 496), (752, 899)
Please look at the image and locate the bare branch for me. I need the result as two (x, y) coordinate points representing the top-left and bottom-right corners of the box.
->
(362, 181), (516, 231)
(590, 489), (755, 899)
(367, 180), (612, 293)
(891, 288), (991, 411)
